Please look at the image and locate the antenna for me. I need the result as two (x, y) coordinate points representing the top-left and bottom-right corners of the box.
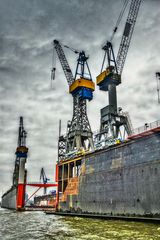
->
(156, 72), (160, 104)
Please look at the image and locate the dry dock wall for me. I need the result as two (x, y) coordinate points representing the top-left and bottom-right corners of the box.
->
(1, 187), (17, 210)
(60, 132), (160, 217)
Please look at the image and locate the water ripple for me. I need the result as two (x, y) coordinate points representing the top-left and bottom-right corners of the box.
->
(0, 208), (160, 240)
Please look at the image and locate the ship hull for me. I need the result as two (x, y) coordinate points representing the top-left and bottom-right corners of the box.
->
(1, 187), (17, 210)
(59, 132), (160, 218)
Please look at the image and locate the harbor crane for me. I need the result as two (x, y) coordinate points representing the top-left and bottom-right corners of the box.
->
(13, 117), (28, 187)
(52, 40), (95, 160)
(40, 168), (50, 195)
(96, 0), (142, 143)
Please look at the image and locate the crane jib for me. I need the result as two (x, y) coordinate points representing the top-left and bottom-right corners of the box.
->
(123, 22), (132, 37)
(53, 40), (74, 86)
(97, 0), (142, 86)
(116, 0), (142, 75)
(66, 68), (72, 73)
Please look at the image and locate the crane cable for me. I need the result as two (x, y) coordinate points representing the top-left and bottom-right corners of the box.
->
(156, 72), (160, 104)
(110, 0), (129, 42)
(63, 44), (79, 54)
(51, 45), (56, 84)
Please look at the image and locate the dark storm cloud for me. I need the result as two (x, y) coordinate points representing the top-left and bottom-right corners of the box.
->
(0, 0), (159, 194)
(0, 66), (17, 75)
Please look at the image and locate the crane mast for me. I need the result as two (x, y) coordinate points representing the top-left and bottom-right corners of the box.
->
(96, 0), (142, 145)
(12, 117), (28, 187)
(53, 40), (95, 160)
(18, 117), (27, 147)
(40, 168), (50, 195)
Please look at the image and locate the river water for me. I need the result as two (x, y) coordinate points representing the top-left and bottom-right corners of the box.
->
(0, 208), (160, 240)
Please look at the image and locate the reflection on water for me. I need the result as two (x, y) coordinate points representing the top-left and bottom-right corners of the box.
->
(0, 208), (160, 240)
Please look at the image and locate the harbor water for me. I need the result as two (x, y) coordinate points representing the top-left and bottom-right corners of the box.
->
(0, 208), (160, 240)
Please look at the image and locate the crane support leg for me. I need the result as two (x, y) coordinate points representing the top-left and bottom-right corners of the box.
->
(66, 96), (94, 153)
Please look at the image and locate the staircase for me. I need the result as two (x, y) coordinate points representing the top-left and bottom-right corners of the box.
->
(61, 177), (79, 202)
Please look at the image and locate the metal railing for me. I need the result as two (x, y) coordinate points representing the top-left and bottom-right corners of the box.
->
(131, 120), (160, 136)
(58, 120), (160, 157)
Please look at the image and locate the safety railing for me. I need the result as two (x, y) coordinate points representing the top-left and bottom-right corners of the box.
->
(131, 120), (160, 135)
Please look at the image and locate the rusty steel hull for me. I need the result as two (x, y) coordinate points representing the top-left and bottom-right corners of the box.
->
(59, 132), (160, 218)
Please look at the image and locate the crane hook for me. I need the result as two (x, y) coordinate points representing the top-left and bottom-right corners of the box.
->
(51, 67), (56, 80)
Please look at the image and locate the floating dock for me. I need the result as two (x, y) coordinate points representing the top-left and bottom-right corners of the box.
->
(55, 121), (160, 219)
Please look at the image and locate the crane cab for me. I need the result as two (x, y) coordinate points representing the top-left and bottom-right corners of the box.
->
(69, 78), (95, 100)
(96, 66), (121, 91)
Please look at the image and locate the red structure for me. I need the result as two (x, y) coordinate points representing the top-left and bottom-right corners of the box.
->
(24, 182), (58, 207)
(17, 184), (26, 209)
(26, 183), (58, 188)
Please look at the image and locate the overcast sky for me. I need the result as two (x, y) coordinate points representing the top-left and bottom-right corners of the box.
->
(0, 0), (160, 196)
